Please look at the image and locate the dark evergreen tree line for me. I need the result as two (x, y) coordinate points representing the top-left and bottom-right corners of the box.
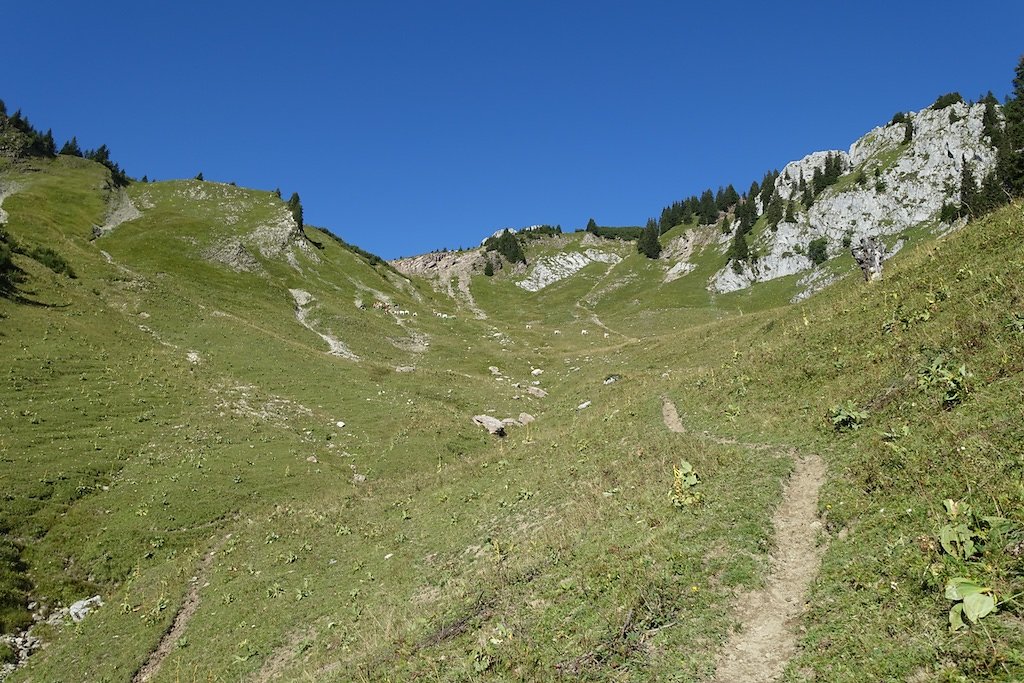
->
(0, 99), (130, 186)
(521, 225), (562, 239)
(583, 220), (645, 241)
(946, 56), (1024, 222)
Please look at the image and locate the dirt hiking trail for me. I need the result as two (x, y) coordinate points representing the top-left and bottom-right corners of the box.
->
(712, 452), (826, 682)
(661, 399), (827, 682)
(133, 535), (229, 682)
(661, 397), (686, 433)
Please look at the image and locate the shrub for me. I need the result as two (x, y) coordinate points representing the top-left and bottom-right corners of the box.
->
(830, 401), (868, 431)
(483, 260), (494, 277)
(0, 241), (12, 290)
(28, 246), (75, 277)
(807, 237), (828, 266)
(931, 92), (964, 110)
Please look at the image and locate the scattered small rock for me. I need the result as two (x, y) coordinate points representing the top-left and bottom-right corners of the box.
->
(527, 386), (548, 398)
(603, 374), (620, 385)
(531, 368), (544, 376)
(335, 421), (346, 428)
(577, 401), (592, 411)
(472, 415), (506, 437)
(352, 473), (367, 484)
(69, 595), (103, 623)
(306, 455), (318, 463)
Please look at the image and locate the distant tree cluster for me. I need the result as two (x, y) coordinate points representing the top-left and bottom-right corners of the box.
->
(803, 153), (845, 207)
(583, 220), (645, 241)
(0, 102), (56, 157)
(520, 224), (562, 240)
(484, 229), (526, 264)
(0, 99), (130, 186)
(940, 56), (1024, 222)
(657, 184), (741, 232)
(322, 230), (394, 271)
(931, 92), (965, 110)
(636, 218), (661, 259)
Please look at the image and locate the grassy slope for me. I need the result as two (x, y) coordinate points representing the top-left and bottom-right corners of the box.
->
(1, 155), (1021, 682)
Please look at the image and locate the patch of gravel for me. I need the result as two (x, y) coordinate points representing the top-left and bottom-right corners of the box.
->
(202, 239), (264, 273)
(95, 188), (142, 236)
(0, 180), (22, 224)
(289, 289), (359, 360)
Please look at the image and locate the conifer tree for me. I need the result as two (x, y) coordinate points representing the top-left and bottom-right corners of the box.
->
(637, 219), (662, 259)
(981, 91), (1002, 144)
(287, 192), (304, 231)
(697, 189), (718, 224)
(59, 136), (82, 157)
(997, 54), (1024, 197)
(959, 161), (977, 218)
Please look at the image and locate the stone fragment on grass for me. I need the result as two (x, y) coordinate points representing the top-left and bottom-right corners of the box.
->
(472, 415), (506, 437)
(69, 596), (103, 622)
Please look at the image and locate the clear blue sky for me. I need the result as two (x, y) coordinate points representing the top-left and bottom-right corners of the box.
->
(6, 2), (1024, 258)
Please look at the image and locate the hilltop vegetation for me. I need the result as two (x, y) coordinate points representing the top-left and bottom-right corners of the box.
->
(0, 56), (1023, 682)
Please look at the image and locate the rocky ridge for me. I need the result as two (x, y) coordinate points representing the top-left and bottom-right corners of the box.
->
(710, 101), (997, 296)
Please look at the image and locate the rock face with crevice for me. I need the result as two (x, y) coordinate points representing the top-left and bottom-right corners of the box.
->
(710, 101), (999, 296)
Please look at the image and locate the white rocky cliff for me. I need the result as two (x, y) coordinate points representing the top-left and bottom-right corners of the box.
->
(710, 100), (998, 295)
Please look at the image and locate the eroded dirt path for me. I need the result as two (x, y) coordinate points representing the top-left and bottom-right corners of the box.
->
(712, 452), (826, 682)
(133, 535), (229, 682)
(661, 397), (686, 433)
(660, 399), (826, 682)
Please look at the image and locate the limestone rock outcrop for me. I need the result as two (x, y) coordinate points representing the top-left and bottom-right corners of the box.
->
(709, 101), (999, 298)
(516, 249), (622, 292)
